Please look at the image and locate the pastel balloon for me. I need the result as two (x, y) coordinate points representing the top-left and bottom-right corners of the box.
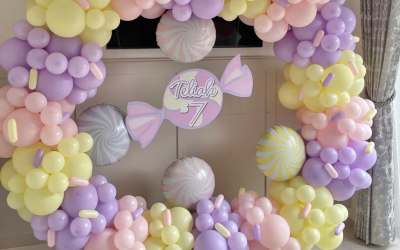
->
(46, 34), (83, 61)
(130, 216), (149, 243)
(7, 87), (29, 108)
(0, 37), (31, 71)
(302, 158), (332, 187)
(285, 1), (317, 27)
(190, 0), (225, 20)
(317, 123), (350, 150)
(260, 214), (290, 249)
(292, 13), (325, 41)
(13, 20), (34, 40)
(84, 228), (117, 250)
(141, 2), (166, 19)
(326, 178), (355, 201)
(274, 31), (300, 63)
(256, 19), (289, 43)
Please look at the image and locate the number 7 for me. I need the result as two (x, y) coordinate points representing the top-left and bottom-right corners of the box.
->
(189, 101), (208, 127)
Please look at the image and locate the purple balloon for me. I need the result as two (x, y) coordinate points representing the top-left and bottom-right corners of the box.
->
(348, 169), (371, 188)
(46, 53), (68, 74)
(73, 60), (106, 90)
(33, 230), (48, 241)
(70, 217), (91, 238)
(27, 49), (49, 69)
(311, 46), (341, 68)
(48, 210), (69, 231)
(331, 0), (345, 5)
(190, 0), (224, 19)
(349, 42), (356, 51)
(31, 215), (49, 232)
(0, 37), (31, 71)
(46, 34), (83, 61)
(297, 41), (315, 58)
(89, 175), (108, 188)
(161, 1), (175, 9)
(172, 3), (192, 22)
(359, 173), (372, 189)
(339, 32), (354, 50)
(61, 184), (98, 218)
(97, 183), (117, 203)
(194, 230), (228, 250)
(87, 88), (97, 99)
(96, 198), (119, 227)
(196, 214), (214, 232)
(326, 19), (345, 36)
(302, 158), (333, 187)
(228, 232), (247, 250)
(211, 208), (229, 224)
(67, 86), (88, 104)
(8, 67), (29, 87)
(273, 31), (300, 62)
(209, 197), (231, 213)
(293, 14), (325, 41)
(338, 147), (356, 164)
(306, 141), (323, 158)
(27, 28), (50, 49)
(90, 214), (107, 233)
(192, 228), (201, 239)
(293, 53), (310, 68)
(228, 213), (242, 228)
(321, 34), (340, 52)
(221, 220), (238, 234)
(55, 221), (90, 250)
(197, 199), (214, 215)
(81, 43), (103, 63)
(68, 56), (90, 78)
(333, 162), (351, 179)
(321, 2), (342, 21)
(339, 6), (356, 33)
(36, 69), (73, 101)
(175, 0), (191, 4)
(320, 147), (338, 164)
(13, 20), (34, 41)
(348, 141), (377, 171)
(326, 178), (355, 201)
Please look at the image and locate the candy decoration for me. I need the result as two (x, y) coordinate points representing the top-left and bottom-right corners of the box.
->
(214, 194), (224, 209)
(238, 187), (246, 198)
(29, 68), (38, 90)
(215, 223), (231, 238)
(164, 209), (171, 226)
(366, 142), (375, 154)
(48, 229), (56, 247)
(59, 112), (71, 125)
(348, 61), (359, 76)
(335, 222), (345, 236)
(76, 0), (90, 10)
(275, 0), (291, 8)
(132, 207), (144, 220)
(33, 149), (44, 168)
(331, 111), (345, 122)
(365, 109), (377, 121)
(156, 11), (216, 63)
(77, 104), (131, 166)
(162, 157), (215, 210)
(253, 224), (261, 242)
(89, 62), (103, 80)
(301, 203), (312, 219)
(256, 126), (305, 181)
(8, 119), (18, 142)
(79, 210), (99, 219)
(69, 177), (89, 187)
(322, 72), (335, 88)
(313, 30), (325, 47)
(325, 163), (338, 178)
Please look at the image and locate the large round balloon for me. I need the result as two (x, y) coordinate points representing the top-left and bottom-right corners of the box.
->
(162, 157), (215, 210)
(256, 126), (305, 181)
(156, 11), (216, 63)
(77, 104), (131, 166)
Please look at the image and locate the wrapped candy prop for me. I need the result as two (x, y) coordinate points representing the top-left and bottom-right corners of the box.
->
(77, 104), (131, 166)
(125, 54), (253, 147)
(162, 157), (215, 210)
(143, 203), (195, 250)
(269, 177), (347, 250)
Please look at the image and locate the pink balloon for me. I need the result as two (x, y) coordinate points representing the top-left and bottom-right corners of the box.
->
(129, 216), (149, 243)
(317, 122), (349, 150)
(141, 2), (166, 19)
(349, 123), (366, 141)
(6, 87), (28, 108)
(288, 0), (301, 3)
(246, 190), (259, 200)
(129, 241), (146, 250)
(58, 98), (76, 114)
(343, 102), (361, 119)
(0, 118), (3, 132)
(119, 195), (138, 213)
(337, 118), (356, 134)
(255, 198), (272, 216)
(326, 106), (341, 120)
(266, 197), (280, 214)
(0, 98), (15, 119)
(240, 221), (255, 241)
(239, 15), (255, 26)
(0, 133), (17, 158)
(282, 237), (301, 250)
(296, 106), (309, 126)
(0, 85), (12, 98)
(40, 106), (62, 126)
(47, 101), (62, 111)
(350, 96), (369, 122)
(84, 228), (118, 250)
(254, 15), (273, 33)
(25, 92), (47, 113)
(115, 211), (133, 230)
(285, 1), (317, 27)
(301, 124), (318, 141)
(239, 193), (255, 205)
(246, 207), (264, 225)
(363, 119), (373, 127)
(260, 214), (290, 249)
(135, 196), (147, 210)
(40, 126), (63, 146)
(248, 240), (268, 250)
(312, 113), (328, 129)
(267, 3), (286, 21)
(156, 0), (172, 4)
(111, 0), (143, 21)
(114, 229), (135, 250)
(302, 110), (315, 125)
(256, 19), (289, 43)
(363, 124), (372, 140)
(239, 201), (254, 219)
(231, 198), (240, 211)
(365, 99), (375, 110)
(59, 118), (78, 137)
(136, 0), (155, 9)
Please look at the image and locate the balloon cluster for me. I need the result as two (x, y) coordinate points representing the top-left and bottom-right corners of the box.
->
(269, 177), (348, 250)
(160, 0), (224, 22)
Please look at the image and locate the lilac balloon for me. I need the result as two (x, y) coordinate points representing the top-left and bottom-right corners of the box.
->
(31, 215), (49, 232)
(348, 141), (377, 171)
(211, 208), (229, 224)
(339, 6), (356, 33)
(61, 184), (98, 218)
(87, 88), (97, 99)
(359, 173), (372, 189)
(221, 221), (238, 234)
(48, 210), (69, 231)
(297, 41), (315, 58)
(321, 2), (342, 21)
(192, 228), (201, 239)
(97, 183), (117, 203)
(55, 221), (90, 250)
(293, 14), (326, 41)
(46, 53), (68, 74)
(70, 218), (91, 238)
(339, 32), (354, 50)
(90, 214), (107, 233)
(81, 43), (103, 63)
(197, 199), (214, 215)
(46, 34), (83, 61)
(73, 60), (106, 90)
(13, 20), (34, 40)
(311, 46), (341, 68)
(306, 141), (323, 158)
(348, 169), (371, 187)
(320, 147), (338, 164)
(228, 232), (247, 250)
(36, 69), (73, 101)
(228, 213), (242, 228)
(96, 198), (119, 227)
(67, 86), (88, 104)
(273, 31), (300, 62)
(172, 3), (192, 22)
(209, 197), (231, 213)
(293, 53), (310, 68)
(33, 230), (48, 241)
(89, 175), (108, 188)
(190, 0), (224, 19)
(196, 214), (214, 232)
(321, 34), (340, 52)
(68, 56), (90, 78)
(326, 19), (345, 36)
(175, 0), (191, 4)
(8, 67), (29, 87)
(333, 162), (351, 179)
(0, 37), (31, 71)
(27, 49), (49, 69)
(331, 0), (345, 5)
(302, 158), (332, 187)
(27, 28), (50, 49)
(194, 230), (228, 250)
(338, 147), (356, 164)
(349, 42), (356, 51)
(161, 1), (175, 9)
(326, 178), (355, 201)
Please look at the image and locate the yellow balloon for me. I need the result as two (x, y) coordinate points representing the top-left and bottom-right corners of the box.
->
(230, 0), (247, 16)
(8, 174), (27, 194)
(284, 63), (291, 81)
(290, 176), (307, 189)
(243, 0), (271, 19)
(12, 141), (51, 176)
(304, 94), (327, 112)
(18, 207), (34, 222)
(35, 0), (53, 8)
(75, 133), (94, 153)
(47, 173), (69, 193)
(302, 226), (321, 245)
(355, 64), (366, 80)
(303, 81), (321, 98)
(24, 186), (64, 215)
(322, 64), (354, 93)
(281, 187), (298, 205)
(316, 225), (343, 250)
(26, 0), (38, 13)
(1, 160), (17, 191)
(102, 10), (120, 30)
(319, 90), (338, 107)
(42, 151), (65, 173)
(79, 26), (112, 47)
(347, 79), (364, 96)
(355, 54), (363, 65)
(46, 0), (86, 37)
(58, 137), (80, 157)
(86, 9), (106, 30)
(324, 206), (344, 225)
(27, 6), (47, 26)
(279, 204), (305, 236)
(166, 244), (182, 250)
(307, 64), (324, 82)
(161, 225), (180, 245)
(336, 92), (350, 107)
(310, 187), (333, 210)
(170, 207), (193, 233)
(297, 185), (315, 204)
(150, 219), (164, 238)
(269, 180), (290, 206)
(7, 192), (25, 210)
(143, 210), (153, 224)
(334, 204), (348, 221)
(144, 237), (167, 250)
(220, 3), (238, 21)
(87, 0), (111, 10)
(26, 168), (49, 189)
(60, 153), (92, 186)
(296, 233), (314, 250)
(290, 63), (308, 86)
(308, 209), (325, 227)
(278, 81), (304, 110)
(338, 50), (356, 64)
(151, 203), (167, 220)
(177, 232), (195, 250)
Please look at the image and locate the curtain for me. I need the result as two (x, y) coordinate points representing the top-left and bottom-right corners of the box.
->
(355, 0), (400, 245)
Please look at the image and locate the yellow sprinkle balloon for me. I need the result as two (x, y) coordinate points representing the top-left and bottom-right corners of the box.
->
(279, 203), (305, 236)
(7, 192), (25, 210)
(215, 223), (231, 238)
(302, 226), (321, 245)
(75, 133), (94, 153)
(26, 168), (49, 190)
(60, 153), (92, 186)
(29, 68), (38, 90)
(18, 207), (34, 222)
(12, 141), (51, 176)
(1, 160), (17, 191)
(8, 174), (27, 194)
(24, 186), (64, 215)
(243, 0), (271, 19)
(42, 151), (65, 173)
(47, 173), (69, 193)
(170, 207), (193, 233)
(150, 219), (165, 238)
(278, 81), (304, 110)
(316, 225), (343, 250)
(177, 232), (195, 250)
(161, 225), (180, 245)
(8, 119), (18, 143)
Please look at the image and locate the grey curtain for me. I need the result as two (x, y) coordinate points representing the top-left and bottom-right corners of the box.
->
(355, 0), (400, 245)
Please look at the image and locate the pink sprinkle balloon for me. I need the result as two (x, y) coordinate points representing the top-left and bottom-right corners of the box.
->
(25, 92), (47, 113)
(40, 106), (63, 126)
(246, 207), (264, 225)
(239, 193), (255, 205)
(114, 211), (133, 230)
(255, 198), (272, 216)
(114, 229), (135, 250)
(119, 195), (138, 213)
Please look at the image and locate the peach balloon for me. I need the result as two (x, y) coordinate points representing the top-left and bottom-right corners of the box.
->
(239, 201), (254, 219)
(114, 229), (135, 250)
(254, 15), (273, 33)
(240, 221), (255, 240)
(40, 126), (63, 146)
(246, 207), (264, 225)
(0, 133), (17, 158)
(282, 237), (301, 250)
(343, 102), (361, 119)
(285, 1), (317, 27)
(136, 0), (155, 10)
(58, 98), (76, 114)
(363, 119), (373, 127)
(260, 214), (290, 249)
(239, 193), (255, 205)
(246, 190), (259, 200)
(363, 124), (372, 140)
(25, 92), (47, 113)
(267, 3), (286, 21)
(351, 96), (369, 121)
(255, 18), (289, 43)
(317, 123), (349, 150)
(84, 228), (118, 250)
(337, 118), (356, 134)
(296, 106), (308, 126)
(365, 99), (375, 110)
(239, 15), (255, 26)
(349, 123), (367, 141)
(266, 197), (280, 214)
(231, 197), (240, 211)
(0, 98), (15, 119)
(302, 110), (315, 125)
(47, 101), (62, 111)
(115, 211), (133, 230)
(119, 195), (138, 213)
(40, 106), (62, 126)
(111, 0), (143, 21)
(248, 240), (268, 250)
(129, 242), (146, 250)
(6, 87), (28, 107)
(3, 109), (43, 147)
(141, 2), (166, 19)
(255, 197), (272, 216)
(129, 216), (149, 243)
(301, 124), (318, 141)
(0, 85), (12, 98)
(312, 113), (328, 129)
(59, 118), (78, 137)
(326, 106), (341, 120)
